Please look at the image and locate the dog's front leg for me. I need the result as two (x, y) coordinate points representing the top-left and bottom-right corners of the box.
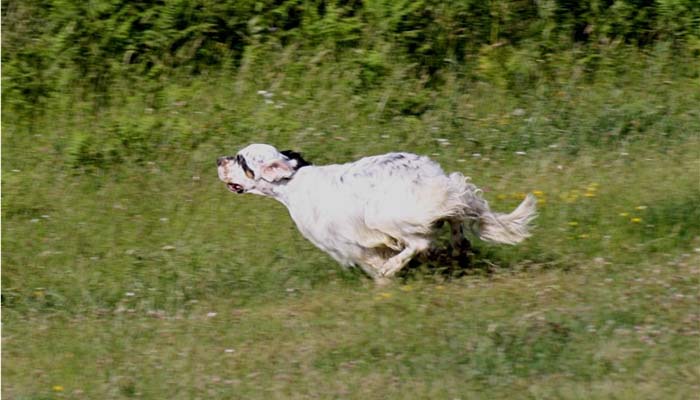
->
(379, 237), (430, 279)
(354, 253), (385, 282)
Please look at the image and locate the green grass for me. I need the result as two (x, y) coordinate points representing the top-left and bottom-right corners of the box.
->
(3, 256), (699, 398)
(3, 59), (700, 398)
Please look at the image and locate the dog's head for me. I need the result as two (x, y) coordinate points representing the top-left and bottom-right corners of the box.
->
(217, 144), (310, 196)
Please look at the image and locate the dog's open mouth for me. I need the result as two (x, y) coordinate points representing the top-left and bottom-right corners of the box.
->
(227, 182), (245, 194)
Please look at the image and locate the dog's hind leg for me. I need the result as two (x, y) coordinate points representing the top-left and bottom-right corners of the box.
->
(449, 219), (472, 256)
(379, 237), (430, 278)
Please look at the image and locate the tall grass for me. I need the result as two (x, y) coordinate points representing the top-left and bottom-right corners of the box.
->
(4, 60), (700, 397)
(3, 1), (700, 398)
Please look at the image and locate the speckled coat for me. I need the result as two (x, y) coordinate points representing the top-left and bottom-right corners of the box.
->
(217, 144), (536, 283)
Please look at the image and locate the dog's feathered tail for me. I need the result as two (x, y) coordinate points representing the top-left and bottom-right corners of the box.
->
(448, 173), (537, 245)
(477, 194), (537, 244)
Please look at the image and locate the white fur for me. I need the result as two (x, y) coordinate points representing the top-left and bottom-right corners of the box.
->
(218, 144), (536, 282)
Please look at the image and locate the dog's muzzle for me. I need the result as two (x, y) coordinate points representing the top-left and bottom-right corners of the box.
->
(217, 156), (236, 167)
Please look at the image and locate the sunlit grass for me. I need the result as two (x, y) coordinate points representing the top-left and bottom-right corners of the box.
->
(3, 65), (700, 398)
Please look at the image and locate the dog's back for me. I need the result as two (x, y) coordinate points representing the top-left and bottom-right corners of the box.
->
(332, 152), (445, 185)
(218, 144), (536, 282)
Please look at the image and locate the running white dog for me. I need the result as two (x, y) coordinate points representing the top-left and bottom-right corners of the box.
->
(217, 144), (536, 283)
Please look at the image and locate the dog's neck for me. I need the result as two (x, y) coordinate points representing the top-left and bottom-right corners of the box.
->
(254, 172), (300, 207)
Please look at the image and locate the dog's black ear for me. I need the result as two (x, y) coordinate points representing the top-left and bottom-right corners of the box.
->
(281, 150), (311, 169)
(235, 154), (255, 179)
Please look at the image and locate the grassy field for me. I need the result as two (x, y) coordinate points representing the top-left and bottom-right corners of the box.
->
(3, 53), (700, 398)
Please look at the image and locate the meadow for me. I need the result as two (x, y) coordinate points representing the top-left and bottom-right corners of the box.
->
(3, 1), (700, 398)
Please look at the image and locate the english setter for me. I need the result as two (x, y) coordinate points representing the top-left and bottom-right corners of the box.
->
(217, 144), (536, 283)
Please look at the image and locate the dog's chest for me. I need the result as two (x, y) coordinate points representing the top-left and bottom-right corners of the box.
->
(287, 192), (359, 241)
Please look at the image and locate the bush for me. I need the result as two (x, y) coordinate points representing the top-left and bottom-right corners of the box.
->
(3, 0), (698, 109)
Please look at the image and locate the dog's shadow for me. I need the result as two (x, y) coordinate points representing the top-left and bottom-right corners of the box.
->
(398, 240), (498, 281)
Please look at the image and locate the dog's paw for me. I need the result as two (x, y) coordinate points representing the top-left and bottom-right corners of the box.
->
(374, 276), (392, 286)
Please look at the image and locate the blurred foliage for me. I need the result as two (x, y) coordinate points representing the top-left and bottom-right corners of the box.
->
(3, 5), (700, 397)
(3, 0), (699, 109)
(2, 0), (698, 172)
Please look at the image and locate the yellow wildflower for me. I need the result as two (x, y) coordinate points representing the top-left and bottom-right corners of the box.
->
(630, 217), (642, 223)
(375, 292), (393, 300)
(584, 192), (596, 198)
(53, 386), (64, 392)
(533, 190), (545, 197)
(619, 212), (629, 217)
(568, 221), (579, 227)
(563, 192), (579, 203)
